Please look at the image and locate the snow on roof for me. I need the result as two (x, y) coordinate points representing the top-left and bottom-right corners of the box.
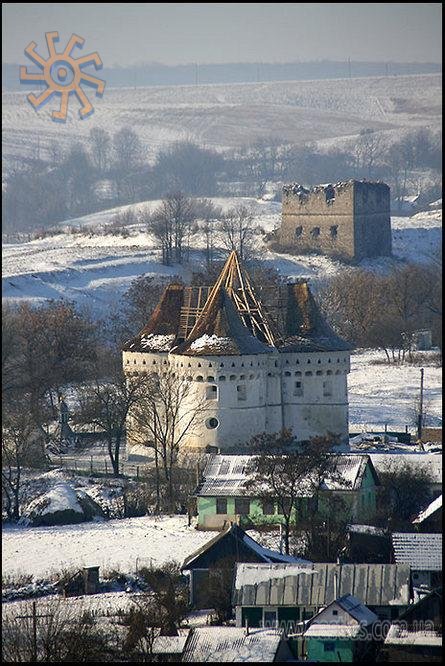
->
(391, 533), (442, 571)
(139, 333), (176, 352)
(182, 627), (284, 662)
(197, 454), (372, 497)
(347, 524), (386, 536)
(304, 624), (364, 638)
(384, 624), (442, 647)
(369, 454), (442, 484)
(234, 563), (411, 608)
(241, 532), (310, 565)
(412, 494), (442, 524)
(152, 632), (190, 655)
(190, 334), (234, 353)
(235, 563), (316, 589)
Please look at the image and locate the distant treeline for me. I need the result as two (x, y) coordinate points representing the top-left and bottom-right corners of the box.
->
(3, 60), (441, 90)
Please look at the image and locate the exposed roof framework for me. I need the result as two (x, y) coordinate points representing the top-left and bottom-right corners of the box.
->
(187, 251), (280, 347)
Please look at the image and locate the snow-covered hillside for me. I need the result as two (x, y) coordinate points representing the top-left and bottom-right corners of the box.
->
(2, 198), (441, 315)
(2, 73), (441, 167)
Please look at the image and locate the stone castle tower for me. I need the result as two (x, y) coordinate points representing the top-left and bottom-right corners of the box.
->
(279, 180), (391, 261)
(122, 252), (351, 457)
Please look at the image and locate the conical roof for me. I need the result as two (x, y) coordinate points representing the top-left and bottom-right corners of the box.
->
(122, 282), (184, 353)
(279, 282), (350, 352)
(173, 287), (273, 356)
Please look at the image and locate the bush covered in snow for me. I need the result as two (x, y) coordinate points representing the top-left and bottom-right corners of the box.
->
(20, 482), (105, 527)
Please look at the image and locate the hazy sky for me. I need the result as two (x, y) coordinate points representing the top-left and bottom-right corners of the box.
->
(2, 3), (442, 66)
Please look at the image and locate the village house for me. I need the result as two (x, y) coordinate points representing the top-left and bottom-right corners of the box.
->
(380, 587), (442, 663)
(181, 522), (308, 609)
(233, 562), (412, 629)
(391, 532), (442, 596)
(194, 453), (379, 530)
(302, 594), (379, 663)
(122, 251), (351, 457)
(412, 494), (442, 532)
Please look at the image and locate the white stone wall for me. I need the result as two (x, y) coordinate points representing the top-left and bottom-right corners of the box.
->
(123, 347), (350, 456)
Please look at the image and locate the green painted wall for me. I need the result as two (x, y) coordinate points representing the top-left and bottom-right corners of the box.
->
(197, 463), (377, 527)
(306, 637), (354, 663)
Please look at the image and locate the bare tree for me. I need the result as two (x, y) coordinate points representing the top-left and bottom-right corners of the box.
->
(129, 370), (207, 512)
(375, 461), (433, 530)
(218, 204), (260, 261)
(89, 127), (111, 173)
(352, 128), (384, 177)
(135, 561), (189, 635)
(113, 126), (143, 169)
(246, 431), (339, 555)
(75, 370), (149, 477)
(146, 192), (201, 265)
(2, 404), (47, 520)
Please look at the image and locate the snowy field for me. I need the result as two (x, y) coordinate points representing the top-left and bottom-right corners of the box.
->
(2, 199), (441, 316)
(2, 74), (441, 168)
(2, 515), (215, 581)
(348, 349), (442, 431)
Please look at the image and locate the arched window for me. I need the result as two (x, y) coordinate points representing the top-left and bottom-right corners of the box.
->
(219, 375), (226, 381)
(196, 375), (204, 382)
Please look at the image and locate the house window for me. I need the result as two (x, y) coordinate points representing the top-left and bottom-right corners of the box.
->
(235, 498), (250, 515)
(278, 498), (292, 515)
(324, 642), (335, 652)
(237, 385), (247, 401)
(332, 610), (338, 616)
(311, 227), (320, 238)
(216, 498), (227, 514)
(295, 226), (303, 237)
(263, 609), (278, 628)
(323, 380), (332, 397)
(330, 225), (338, 238)
(294, 381), (303, 396)
(262, 500), (275, 515)
(206, 385), (218, 400)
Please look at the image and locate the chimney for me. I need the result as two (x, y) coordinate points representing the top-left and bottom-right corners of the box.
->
(334, 571), (338, 599)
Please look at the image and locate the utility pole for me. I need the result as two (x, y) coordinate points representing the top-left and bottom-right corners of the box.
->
(417, 368), (425, 441)
(195, 62), (199, 85)
(16, 601), (53, 662)
(348, 57), (352, 79)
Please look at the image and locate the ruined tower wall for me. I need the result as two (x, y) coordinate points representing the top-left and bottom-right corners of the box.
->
(280, 180), (391, 261)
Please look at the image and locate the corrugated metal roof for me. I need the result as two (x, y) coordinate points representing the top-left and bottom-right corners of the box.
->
(182, 627), (283, 662)
(391, 533), (442, 571)
(197, 454), (373, 497)
(233, 563), (411, 608)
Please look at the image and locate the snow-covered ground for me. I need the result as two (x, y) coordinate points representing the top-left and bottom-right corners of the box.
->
(3, 74), (441, 169)
(2, 198), (441, 315)
(2, 515), (214, 580)
(348, 349), (442, 430)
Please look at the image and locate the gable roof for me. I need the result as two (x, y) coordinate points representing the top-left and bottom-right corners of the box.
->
(181, 627), (285, 662)
(233, 563), (411, 608)
(304, 595), (378, 637)
(391, 533), (442, 571)
(413, 494), (442, 524)
(368, 454), (442, 484)
(196, 453), (377, 497)
(181, 523), (307, 570)
(384, 588), (442, 647)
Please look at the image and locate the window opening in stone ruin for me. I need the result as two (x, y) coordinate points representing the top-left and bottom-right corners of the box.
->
(295, 226), (303, 237)
(311, 227), (320, 238)
(330, 225), (338, 238)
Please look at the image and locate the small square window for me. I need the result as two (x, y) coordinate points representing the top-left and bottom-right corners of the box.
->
(235, 498), (250, 515)
(206, 385), (218, 400)
(332, 610), (338, 616)
(216, 498), (227, 514)
(324, 642), (335, 652)
(262, 500), (275, 515)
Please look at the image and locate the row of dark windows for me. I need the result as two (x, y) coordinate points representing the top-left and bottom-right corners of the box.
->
(215, 497), (318, 515)
(295, 225), (338, 238)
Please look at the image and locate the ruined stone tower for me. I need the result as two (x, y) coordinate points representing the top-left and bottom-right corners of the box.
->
(279, 180), (391, 261)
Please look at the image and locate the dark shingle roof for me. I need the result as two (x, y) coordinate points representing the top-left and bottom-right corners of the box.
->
(391, 533), (442, 571)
